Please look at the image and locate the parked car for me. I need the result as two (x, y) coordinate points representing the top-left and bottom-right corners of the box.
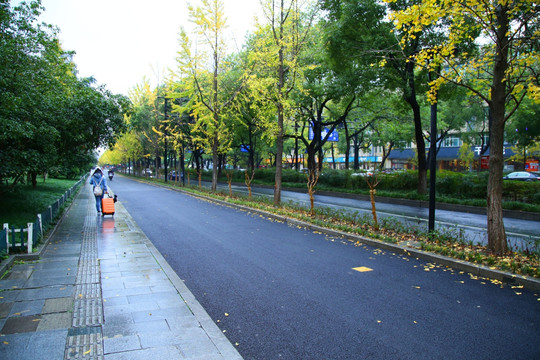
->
(144, 168), (153, 177)
(503, 171), (540, 181)
(169, 171), (183, 181)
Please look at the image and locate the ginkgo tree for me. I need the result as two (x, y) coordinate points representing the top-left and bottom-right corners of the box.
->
(386, 0), (539, 254)
(176, 0), (246, 192)
(128, 79), (163, 175)
(99, 131), (143, 171)
(248, 0), (317, 205)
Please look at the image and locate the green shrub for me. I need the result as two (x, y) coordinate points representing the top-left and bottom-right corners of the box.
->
(319, 169), (349, 188)
(503, 181), (540, 203)
(349, 172), (367, 190)
(432, 170), (489, 198)
(378, 170), (418, 191)
(460, 173), (488, 198)
(282, 169), (305, 183)
(202, 167), (538, 211)
(436, 171), (464, 196)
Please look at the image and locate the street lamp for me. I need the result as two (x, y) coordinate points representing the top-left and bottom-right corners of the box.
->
(428, 70), (438, 233)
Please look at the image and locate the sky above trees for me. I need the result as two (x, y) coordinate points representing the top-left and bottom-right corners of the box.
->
(10, 0), (262, 95)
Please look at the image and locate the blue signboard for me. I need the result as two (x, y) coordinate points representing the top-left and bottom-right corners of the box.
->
(240, 145), (250, 152)
(308, 127), (339, 142)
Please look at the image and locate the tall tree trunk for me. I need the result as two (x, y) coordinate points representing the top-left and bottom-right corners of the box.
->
(212, 133), (218, 192)
(404, 59), (427, 194)
(211, 23), (219, 192)
(487, 5), (510, 255)
(306, 149), (318, 215)
(331, 143), (336, 169)
(30, 171), (37, 188)
(344, 122), (350, 170)
(274, 14), (286, 205)
(354, 134), (360, 170)
(226, 170), (233, 196)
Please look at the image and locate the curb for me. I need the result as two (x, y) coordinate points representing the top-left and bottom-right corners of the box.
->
(113, 198), (243, 359)
(103, 183), (243, 359)
(194, 193), (540, 293)
(272, 184), (540, 222)
(123, 205), (243, 359)
(139, 178), (540, 293)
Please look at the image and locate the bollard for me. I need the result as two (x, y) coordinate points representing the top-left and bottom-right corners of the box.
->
(27, 222), (33, 253)
(3, 223), (8, 254)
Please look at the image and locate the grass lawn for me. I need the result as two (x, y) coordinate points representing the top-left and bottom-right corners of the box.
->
(0, 178), (83, 227)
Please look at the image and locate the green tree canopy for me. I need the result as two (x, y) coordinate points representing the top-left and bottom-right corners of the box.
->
(0, 0), (129, 188)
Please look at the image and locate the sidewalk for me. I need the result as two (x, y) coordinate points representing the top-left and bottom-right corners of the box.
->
(0, 182), (243, 359)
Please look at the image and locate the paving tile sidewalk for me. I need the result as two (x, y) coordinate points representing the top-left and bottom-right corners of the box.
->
(0, 183), (243, 360)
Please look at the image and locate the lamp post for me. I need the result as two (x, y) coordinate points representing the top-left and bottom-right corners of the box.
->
(428, 70), (438, 233)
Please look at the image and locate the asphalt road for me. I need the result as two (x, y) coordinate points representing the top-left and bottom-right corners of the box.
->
(199, 181), (540, 252)
(112, 176), (540, 360)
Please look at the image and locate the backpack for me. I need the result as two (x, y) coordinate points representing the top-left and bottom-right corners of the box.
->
(93, 177), (103, 196)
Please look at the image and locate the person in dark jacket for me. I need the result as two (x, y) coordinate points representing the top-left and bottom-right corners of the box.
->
(89, 167), (108, 214)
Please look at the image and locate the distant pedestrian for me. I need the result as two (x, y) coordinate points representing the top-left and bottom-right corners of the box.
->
(89, 167), (108, 214)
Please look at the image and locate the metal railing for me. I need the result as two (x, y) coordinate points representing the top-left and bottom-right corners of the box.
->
(0, 176), (86, 255)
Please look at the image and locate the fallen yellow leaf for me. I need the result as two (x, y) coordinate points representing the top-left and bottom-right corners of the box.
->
(84, 349), (91, 355)
(225, 313), (229, 317)
(3, 341), (9, 345)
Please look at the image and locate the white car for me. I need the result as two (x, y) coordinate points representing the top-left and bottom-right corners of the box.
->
(503, 171), (540, 181)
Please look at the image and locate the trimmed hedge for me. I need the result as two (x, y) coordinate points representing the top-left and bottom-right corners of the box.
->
(201, 168), (539, 204)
